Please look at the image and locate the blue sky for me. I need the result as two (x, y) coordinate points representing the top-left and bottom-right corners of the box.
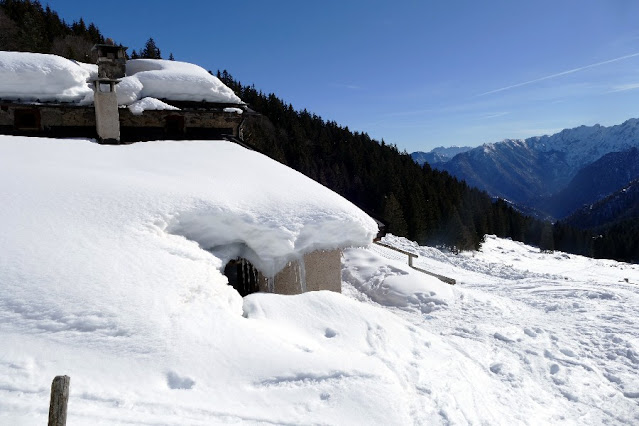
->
(49, 0), (639, 152)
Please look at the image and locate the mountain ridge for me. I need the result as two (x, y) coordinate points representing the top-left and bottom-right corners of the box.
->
(440, 118), (639, 211)
(411, 146), (473, 166)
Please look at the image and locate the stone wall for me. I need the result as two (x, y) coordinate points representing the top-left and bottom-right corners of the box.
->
(0, 104), (96, 138)
(119, 108), (243, 141)
(0, 103), (243, 142)
(255, 249), (342, 295)
(303, 249), (342, 293)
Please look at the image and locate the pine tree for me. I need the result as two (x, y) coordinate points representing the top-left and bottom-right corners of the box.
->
(383, 193), (408, 237)
(168, 52), (174, 61)
(539, 222), (555, 253)
(445, 208), (474, 254)
(140, 37), (161, 59)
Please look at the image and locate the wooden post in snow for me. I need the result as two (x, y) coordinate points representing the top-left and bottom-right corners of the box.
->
(48, 375), (70, 426)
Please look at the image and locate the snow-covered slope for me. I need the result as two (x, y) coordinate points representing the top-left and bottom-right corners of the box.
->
(565, 179), (639, 230)
(538, 147), (639, 218)
(442, 119), (639, 209)
(1, 135), (638, 424)
(368, 234), (639, 424)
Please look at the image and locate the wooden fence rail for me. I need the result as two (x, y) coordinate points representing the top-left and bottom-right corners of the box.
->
(373, 241), (456, 285)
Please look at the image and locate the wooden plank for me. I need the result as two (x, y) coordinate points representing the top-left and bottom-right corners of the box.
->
(373, 241), (418, 258)
(373, 241), (455, 285)
(411, 266), (456, 285)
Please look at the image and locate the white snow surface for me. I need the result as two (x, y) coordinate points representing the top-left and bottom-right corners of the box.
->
(0, 51), (93, 102)
(127, 97), (180, 115)
(1, 135), (638, 425)
(121, 59), (242, 104)
(0, 52), (242, 106)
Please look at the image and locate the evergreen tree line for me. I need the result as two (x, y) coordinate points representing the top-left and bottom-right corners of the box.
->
(0, 0), (105, 61)
(0, 1), (171, 62)
(217, 70), (637, 262)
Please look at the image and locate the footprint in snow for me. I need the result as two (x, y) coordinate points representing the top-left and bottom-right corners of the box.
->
(494, 332), (515, 343)
(167, 371), (195, 390)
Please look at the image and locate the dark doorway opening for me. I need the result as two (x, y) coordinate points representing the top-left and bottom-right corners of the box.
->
(14, 109), (40, 131)
(224, 258), (261, 297)
(165, 115), (185, 138)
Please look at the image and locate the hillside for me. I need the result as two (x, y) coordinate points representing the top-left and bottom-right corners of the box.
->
(538, 147), (639, 218)
(2, 139), (638, 423)
(563, 180), (639, 263)
(0, 0), (106, 60)
(565, 179), (639, 229)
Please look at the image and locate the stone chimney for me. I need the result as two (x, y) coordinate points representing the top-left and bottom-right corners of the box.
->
(92, 42), (127, 144)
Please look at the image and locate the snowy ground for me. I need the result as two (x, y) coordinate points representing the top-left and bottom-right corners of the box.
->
(1, 136), (638, 425)
(352, 235), (639, 424)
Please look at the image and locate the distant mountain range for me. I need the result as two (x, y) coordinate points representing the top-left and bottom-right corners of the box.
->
(411, 119), (639, 225)
(411, 146), (472, 166)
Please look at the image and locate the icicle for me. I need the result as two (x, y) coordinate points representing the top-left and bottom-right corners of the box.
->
(241, 259), (248, 295)
(298, 259), (307, 293)
(252, 266), (258, 293)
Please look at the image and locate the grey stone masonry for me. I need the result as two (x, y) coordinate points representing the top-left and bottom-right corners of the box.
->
(92, 44), (127, 144)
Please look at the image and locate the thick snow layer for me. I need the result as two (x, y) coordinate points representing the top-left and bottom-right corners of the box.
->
(0, 135), (376, 276)
(72, 60), (98, 81)
(343, 247), (454, 313)
(1, 135), (638, 424)
(123, 59), (242, 104)
(0, 52), (242, 106)
(127, 97), (180, 115)
(0, 51), (93, 102)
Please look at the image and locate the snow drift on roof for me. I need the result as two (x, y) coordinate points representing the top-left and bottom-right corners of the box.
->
(127, 96), (180, 115)
(122, 58), (242, 104)
(0, 52), (242, 106)
(0, 51), (93, 102)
